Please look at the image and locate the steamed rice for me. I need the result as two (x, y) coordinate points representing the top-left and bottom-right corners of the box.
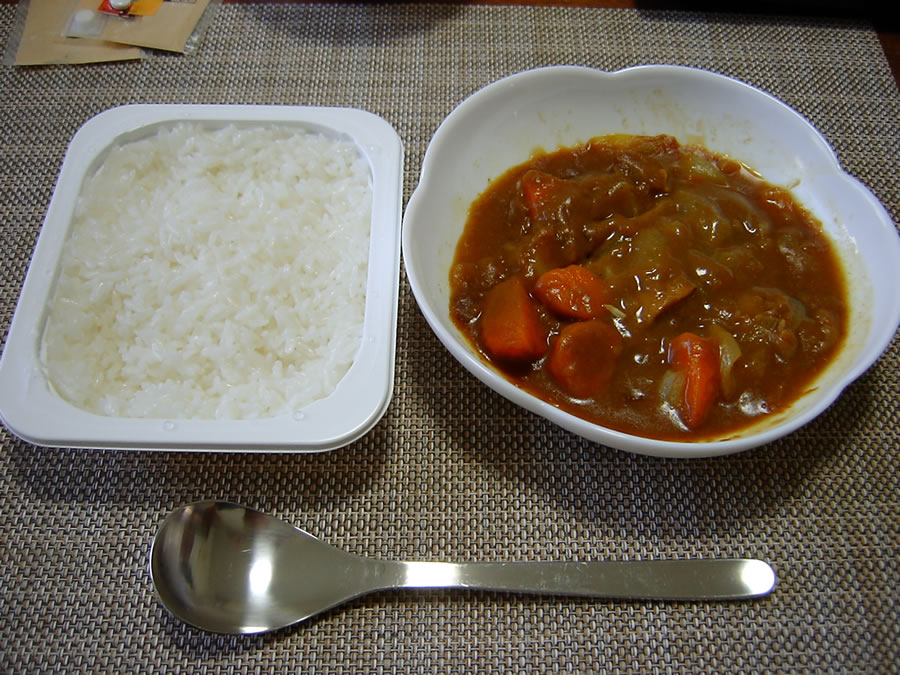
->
(40, 123), (372, 419)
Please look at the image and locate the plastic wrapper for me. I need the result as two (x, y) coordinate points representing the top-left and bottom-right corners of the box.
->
(2, 0), (221, 65)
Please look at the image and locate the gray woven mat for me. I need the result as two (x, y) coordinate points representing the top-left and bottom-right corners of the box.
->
(1, 3), (898, 673)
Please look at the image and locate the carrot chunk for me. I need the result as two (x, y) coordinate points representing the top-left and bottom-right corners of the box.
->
(667, 332), (721, 429)
(548, 320), (623, 399)
(480, 276), (548, 361)
(534, 265), (613, 320)
(520, 170), (567, 222)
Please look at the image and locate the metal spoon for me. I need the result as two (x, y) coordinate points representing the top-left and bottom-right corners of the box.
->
(149, 501), (776, 634)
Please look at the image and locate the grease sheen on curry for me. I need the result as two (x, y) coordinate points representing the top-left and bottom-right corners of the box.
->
(449, 134), (848, 441)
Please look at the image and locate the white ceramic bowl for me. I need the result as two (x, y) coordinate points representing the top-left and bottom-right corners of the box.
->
(402, 65), (900, 458)
(0, 104), (404, 451)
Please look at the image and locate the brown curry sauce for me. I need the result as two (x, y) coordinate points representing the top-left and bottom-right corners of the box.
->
(449, 134), (847, 441)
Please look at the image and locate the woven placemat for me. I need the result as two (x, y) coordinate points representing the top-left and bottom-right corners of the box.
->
(1, 3), (898, 672)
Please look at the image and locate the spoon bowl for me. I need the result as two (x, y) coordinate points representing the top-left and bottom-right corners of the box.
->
(150, 502), (777, 634)
(150, 501), (387, 633)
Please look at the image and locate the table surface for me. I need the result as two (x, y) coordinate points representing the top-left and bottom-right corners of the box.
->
(235, 0), (900, 89)
(1, 3), (898, 673)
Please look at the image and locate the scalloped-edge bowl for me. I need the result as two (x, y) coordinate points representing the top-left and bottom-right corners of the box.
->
(0, 104), (404, 452)
(402, 65), (900, 458)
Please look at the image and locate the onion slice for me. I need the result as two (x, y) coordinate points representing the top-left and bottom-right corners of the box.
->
(709, 323), (742, 400)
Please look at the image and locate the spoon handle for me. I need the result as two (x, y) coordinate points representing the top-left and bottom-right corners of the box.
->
(393, 558), (775, 600)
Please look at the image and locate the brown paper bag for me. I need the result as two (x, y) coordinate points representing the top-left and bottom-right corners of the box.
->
(13, 0), (142, 65)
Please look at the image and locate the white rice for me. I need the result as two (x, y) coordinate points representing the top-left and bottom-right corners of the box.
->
(40, 123), (372, 420)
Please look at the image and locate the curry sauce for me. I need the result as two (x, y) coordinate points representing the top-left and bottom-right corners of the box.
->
(449, 134), (847, 441)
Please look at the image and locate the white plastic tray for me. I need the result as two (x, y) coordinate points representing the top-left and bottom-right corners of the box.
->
(0, 105), (404, 451)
